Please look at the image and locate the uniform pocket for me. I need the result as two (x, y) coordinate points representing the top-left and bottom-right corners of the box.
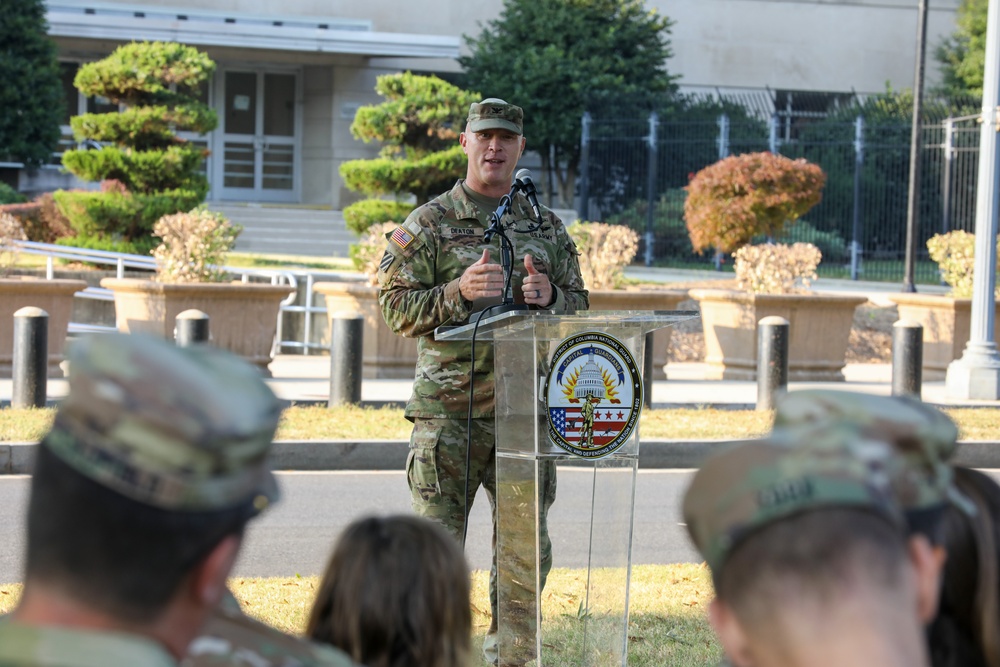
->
(406, 420), (443, 502)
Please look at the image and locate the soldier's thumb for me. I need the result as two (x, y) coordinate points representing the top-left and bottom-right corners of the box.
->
(524, 254), (539, 274)
(477, 249), (491, 265)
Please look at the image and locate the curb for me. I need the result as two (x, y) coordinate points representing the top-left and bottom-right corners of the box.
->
(4, 439), (999, 474)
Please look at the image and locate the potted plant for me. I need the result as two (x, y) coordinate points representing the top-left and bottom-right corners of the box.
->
(0, 212), (86, 378)
(888, 230), (1000, 379)
(567, 221), (687, 380)
(101, 208), (293, 374)
(314, 222), (419, 379)
(684, 152), (865, 381)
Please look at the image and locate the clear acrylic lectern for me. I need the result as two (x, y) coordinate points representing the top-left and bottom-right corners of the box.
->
(436, 309), (698, 667)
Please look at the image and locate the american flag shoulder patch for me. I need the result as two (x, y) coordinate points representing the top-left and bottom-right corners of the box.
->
(391, 227), (414, 249)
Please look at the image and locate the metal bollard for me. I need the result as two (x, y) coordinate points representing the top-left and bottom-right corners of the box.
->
(175, 309), (210, 347)
(892, 320), (923, 398)
(642, 332), (654, 408)
(12, 307), (48, 409)
(757, 316), (789, 411)
(329, 311), (364, 407)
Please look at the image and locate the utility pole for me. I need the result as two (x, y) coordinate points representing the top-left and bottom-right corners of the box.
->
(902, 0), (930, 293)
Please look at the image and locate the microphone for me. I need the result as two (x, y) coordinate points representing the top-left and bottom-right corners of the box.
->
(514, 169), (542, 221)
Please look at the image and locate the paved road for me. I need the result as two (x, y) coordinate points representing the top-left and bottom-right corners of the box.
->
(0, 469), (699, 582)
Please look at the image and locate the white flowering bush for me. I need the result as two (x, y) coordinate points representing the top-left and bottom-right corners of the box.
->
(734, 242), (822, 294)
(350, 221), (399, 285)
(0, 212), (27, 277)
(152, 208), (242, 283)
(567, 221), (639, 290)
(926, 230), (1000, 298)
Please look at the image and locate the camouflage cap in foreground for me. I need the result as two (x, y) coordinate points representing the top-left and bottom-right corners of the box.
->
(771, 390), (966, 513)
(43, 333), (281, 512)
(467, 98), (523, 135)
(683, 437), (905, 572)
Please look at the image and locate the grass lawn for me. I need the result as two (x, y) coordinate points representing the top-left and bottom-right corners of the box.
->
(0, 564), (721, 667)
(3, 405), (1000, 443)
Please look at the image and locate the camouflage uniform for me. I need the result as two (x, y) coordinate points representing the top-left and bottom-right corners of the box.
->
(0, 621), (174, 667)
(378, 165), (587, 662)
(770, 390), (970, 517)
(185, 591), (356, 667)
(0, 333), (290, 667)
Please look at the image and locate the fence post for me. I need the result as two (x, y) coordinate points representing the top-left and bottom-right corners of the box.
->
(578, 112), (591, 221)
(175, 309), (210, 347)
(756, 316), (789, 411)
(644, 111), (658, 267)
(892, 320), (923, 398)
(768, 113), (780, 154)
(717, 113), (730, 160)
(851, 114), (865, 281)
(12, 307), (48, 409)
(329, 311), (364, 407)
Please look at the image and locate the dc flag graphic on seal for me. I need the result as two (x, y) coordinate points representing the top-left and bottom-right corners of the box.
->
(545, 331), (642, 459)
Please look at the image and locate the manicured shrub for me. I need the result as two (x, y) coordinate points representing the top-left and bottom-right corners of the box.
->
(684, 152), (826, 255)
(343, 200), (414, 236)
(152, 207), (241, 283)
(56, 41), (217, 251)
(567, 221), (639, 290)
(927, 229), (1000, 298)
(734, 242), (822, 294)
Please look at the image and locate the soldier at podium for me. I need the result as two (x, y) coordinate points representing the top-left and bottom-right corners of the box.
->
(377, 97), (588, 665)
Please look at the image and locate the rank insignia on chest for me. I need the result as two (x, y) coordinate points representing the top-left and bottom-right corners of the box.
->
(391, 227), (414, 249)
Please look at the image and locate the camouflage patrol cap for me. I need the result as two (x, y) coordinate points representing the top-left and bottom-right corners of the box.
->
(683, 437), (905, 572)
(771, 390), (965, 513)
(467, 98), (523, 135)
(42, 333), (281, 513)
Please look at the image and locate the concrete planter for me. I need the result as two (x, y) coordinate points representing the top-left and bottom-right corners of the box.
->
(689, 289), (866, 381)
(313, 281), (419, 379)
(887, 293), (1000, 380)
(587, 288), (689, 380)
(0, 277), (87, 378)
(101, 278), (294, 374)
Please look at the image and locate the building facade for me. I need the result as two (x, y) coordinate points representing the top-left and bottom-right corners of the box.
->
(30, 0), (960, 207)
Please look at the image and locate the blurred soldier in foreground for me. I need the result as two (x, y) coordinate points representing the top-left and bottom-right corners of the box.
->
(684, 433), (944, 667)
(0, 333), (339, 667)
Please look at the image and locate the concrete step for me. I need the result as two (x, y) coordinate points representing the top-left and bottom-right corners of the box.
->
(210, 203), (356, 258)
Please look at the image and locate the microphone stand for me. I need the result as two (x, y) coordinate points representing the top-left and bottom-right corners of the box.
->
(483, 182), (530, 316)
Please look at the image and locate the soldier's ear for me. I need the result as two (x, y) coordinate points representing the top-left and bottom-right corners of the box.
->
(192, 534), (242, 608)
(708, 598), (755, 667)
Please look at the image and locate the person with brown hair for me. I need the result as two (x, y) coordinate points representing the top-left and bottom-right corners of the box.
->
(306, 515), (472, 667)
(929, 466), (1000, 667)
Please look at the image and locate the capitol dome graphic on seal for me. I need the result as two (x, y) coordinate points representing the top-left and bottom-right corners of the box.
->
(544, 331), (643, 459)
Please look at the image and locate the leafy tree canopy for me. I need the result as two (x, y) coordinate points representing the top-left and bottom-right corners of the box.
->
(459, 0), (678, 206)
(0, 0), (65, 167)
(936, 0), (988, 97)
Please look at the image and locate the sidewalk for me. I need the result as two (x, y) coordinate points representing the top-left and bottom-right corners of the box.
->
(3, 355), (992, 408)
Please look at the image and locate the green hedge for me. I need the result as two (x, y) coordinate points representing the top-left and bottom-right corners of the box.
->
(70, 105), (217, 149)
(61, 145), (208, 196)
(343, 200), (414, 235)
(73, 42), (215, 106)
(339, 144), (466, 200)
(54, 188), (203, 241)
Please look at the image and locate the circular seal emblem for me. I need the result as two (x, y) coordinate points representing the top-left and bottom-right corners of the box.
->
(545, 331), (643, 459)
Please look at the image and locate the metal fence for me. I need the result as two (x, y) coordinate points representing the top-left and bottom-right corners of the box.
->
(578, 110), (984, 283)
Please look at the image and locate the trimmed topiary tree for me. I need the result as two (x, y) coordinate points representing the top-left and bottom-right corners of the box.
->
(684, 152), (826, 256)
(339, 72), (478, 235)
(54, 41), (217, 254)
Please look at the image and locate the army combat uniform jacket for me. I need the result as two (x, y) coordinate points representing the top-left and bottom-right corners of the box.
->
(378, 180), (589, 419)
(0, 620), (175, 667)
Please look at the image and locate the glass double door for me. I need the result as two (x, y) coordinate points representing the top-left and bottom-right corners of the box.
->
(214, 70), (299, 202)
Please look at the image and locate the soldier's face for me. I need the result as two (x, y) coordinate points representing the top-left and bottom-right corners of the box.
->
(460, 126), (525, 198)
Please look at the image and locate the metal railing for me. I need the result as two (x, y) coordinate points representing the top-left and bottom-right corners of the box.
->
(9, 240), (359, 355)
